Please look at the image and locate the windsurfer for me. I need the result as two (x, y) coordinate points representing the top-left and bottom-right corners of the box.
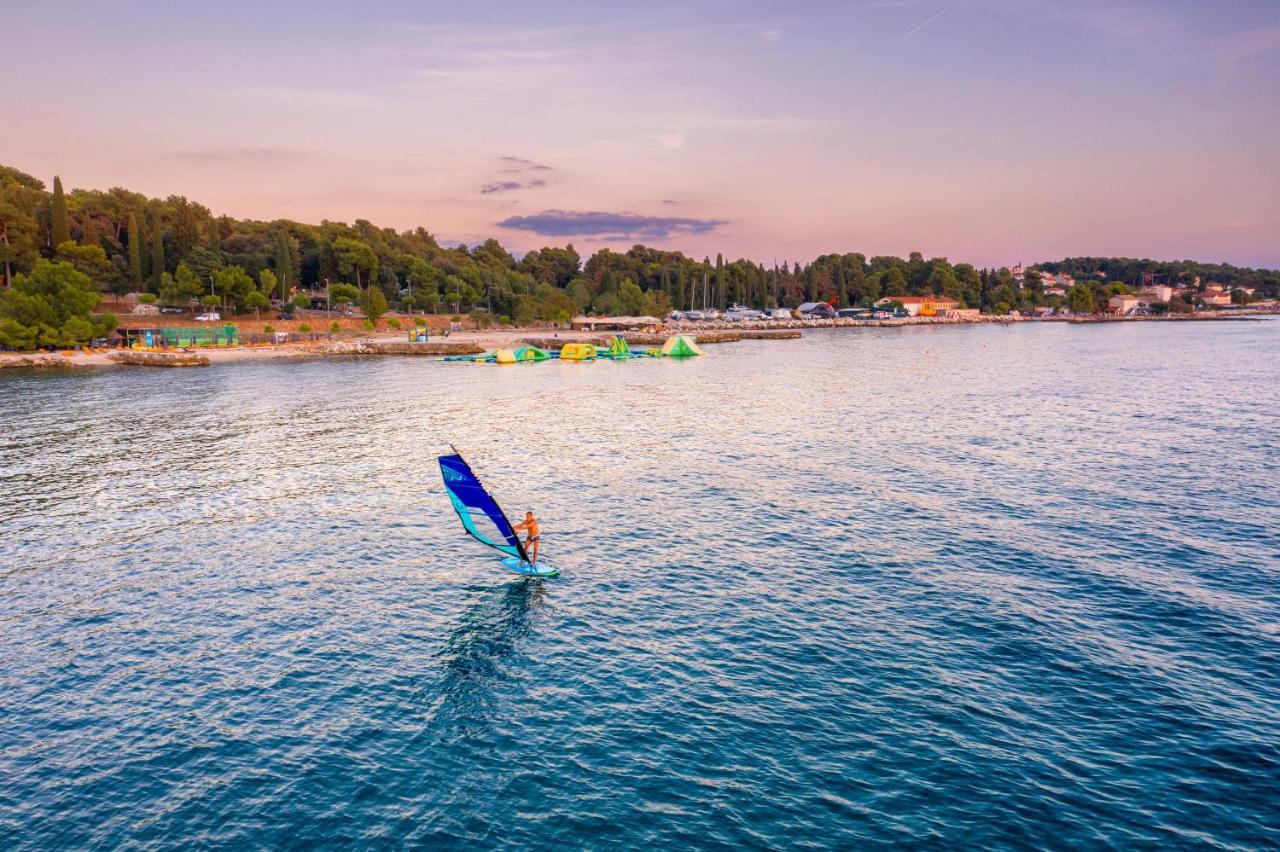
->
(512, 511), (540, 565)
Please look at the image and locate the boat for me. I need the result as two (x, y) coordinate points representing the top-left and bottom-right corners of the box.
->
(437, 449), (559, 578)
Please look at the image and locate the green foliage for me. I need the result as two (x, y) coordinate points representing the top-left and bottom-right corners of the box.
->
(1066, 284), (1096, 314)
(362, 284), (388, 321)
(330, 283), (360, 305)
(291, 292), (310, 309)
(51, 176), (70, 248)
(138, 293), (156, 305)
(160, 263), (204, 307)
(127, 212), (143, 291)
(54, 241), (113, 289)
(258, 268), (277, 299)
(245, 291), (269, 314)
(334, 237), (377, 288)
(362, 318), (374, 331)
(414, 317), (426, 327)
(387, 317), (402, 330)
(330, 321), (341, 333)
(214, 265), (255, 311)
(200, 294), (221, 308)
(0, 259), (116, 350)
(299, 322), (311, 333)
(263, 323), (275, 334)
(150, 212), (165, 290)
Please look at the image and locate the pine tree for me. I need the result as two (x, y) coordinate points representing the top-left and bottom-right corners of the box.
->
(127, 213), (143, 291)
(715, 253), (725, 310)
(150, 213), (165, 290)
(274, 231), (292, 300)
(51, 176), (70, 248)
(208, 217), (221, 256)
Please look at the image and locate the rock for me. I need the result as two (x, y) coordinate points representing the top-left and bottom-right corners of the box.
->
(109, 351), (210, 367)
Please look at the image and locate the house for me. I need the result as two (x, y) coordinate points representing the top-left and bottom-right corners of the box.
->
(875, 296), (960, 317)
(1108, 295), (1142, 315)
(1139, 285), (1173, 302)
(1200, 292), (1231, 307)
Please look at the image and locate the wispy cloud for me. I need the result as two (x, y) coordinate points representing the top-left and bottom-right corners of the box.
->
(219, 85), (382, 110)
(1212, 27), (1280, 63)
(498, 210), (728, 240)
(760, 28), (783, 43)
(895, 7), (949, 44)
(478, 156), (556, 195)
(168, 147), (304, 165)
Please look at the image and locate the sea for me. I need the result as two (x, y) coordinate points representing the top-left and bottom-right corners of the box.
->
(2, 320), (1278, 849)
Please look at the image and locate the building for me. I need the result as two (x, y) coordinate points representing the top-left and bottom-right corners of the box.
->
(1200, 292), (1231, 307)
(1137, 285), (1174, 302)
(1108, 295), (1142, 315)
(875, 296), (961, 317)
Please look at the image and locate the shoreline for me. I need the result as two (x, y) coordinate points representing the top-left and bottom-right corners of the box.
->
(2, 310), (1274, 371)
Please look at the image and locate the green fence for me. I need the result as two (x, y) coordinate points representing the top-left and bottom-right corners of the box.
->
(159, 325), (239, 346)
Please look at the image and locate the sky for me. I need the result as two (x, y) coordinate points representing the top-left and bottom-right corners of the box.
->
(4, 0), (1279, 268)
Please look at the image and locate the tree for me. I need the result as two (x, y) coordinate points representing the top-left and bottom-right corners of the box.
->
(0, 259), (116, 349)
(245, 291), (269, 317)
(1066, 284), (1096, 314)
(330, 283), (360, 305)
(258, 268), (277, 301)
(274, 231), (292, 299)
(159, 263), (204, 307)
(213, 265), (255, 311)
(127, 212), (143, 291)
(54, 241), (113, 289)
(50, 176), (70, 249)
(150, 212), (165, 290)
(362, 283), (388, 321)
(334, 237), (377, 290)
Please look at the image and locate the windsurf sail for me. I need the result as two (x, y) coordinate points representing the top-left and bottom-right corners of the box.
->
(438, 450), (530, 563)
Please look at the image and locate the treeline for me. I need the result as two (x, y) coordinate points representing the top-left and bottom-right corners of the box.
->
(3, 165), (1277, 334)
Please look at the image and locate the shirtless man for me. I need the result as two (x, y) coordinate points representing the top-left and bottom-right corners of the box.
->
(512, 511), (540, 566)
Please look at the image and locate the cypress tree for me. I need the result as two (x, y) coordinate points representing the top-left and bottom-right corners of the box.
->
(209, 217), (221, 256)
(127, 212), (143, 291)
(81, 213), (97, 247)
(51, 176), (70, 248)
(715, 253), (725, 310)
(150, 213), (165, 290)
(274, 231), (292, 301)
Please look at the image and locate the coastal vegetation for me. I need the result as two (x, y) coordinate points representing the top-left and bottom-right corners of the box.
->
(2, 164), (1277, 350)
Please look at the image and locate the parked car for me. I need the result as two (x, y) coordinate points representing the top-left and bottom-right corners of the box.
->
(278, 312), (296, 320)
(683, 310), (707, 321)
(159, 306), (186, 315)
(194, 312), (221, 322)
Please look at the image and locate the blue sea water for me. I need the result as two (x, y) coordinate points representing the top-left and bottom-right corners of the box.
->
(1, 320), (1278, 849)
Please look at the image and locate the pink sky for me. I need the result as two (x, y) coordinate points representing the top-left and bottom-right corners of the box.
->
(5, 0), (1279, 267)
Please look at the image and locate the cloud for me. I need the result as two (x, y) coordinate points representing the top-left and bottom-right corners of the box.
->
(479, 156), (555, 194)
(895, 7), (949, 44)
(1213, 27), (1280, 63)
(497, 210), (728, 240)
(500, 156), (553, 172)
(480, 178), (547, 194)
(168, 147), (303, 165)
(760, 28), (782, 43)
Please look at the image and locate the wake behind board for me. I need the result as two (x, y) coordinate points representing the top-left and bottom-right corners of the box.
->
(501, 556), (560, 578)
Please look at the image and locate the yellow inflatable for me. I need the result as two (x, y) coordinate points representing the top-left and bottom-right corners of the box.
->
(559, 343), (597, 361)
(494, 348), (516, 364)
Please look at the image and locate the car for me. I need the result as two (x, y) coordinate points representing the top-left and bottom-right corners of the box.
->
(278, 312), (296, 320)
(765, 308), (793, 320)
(195, 312), (221, 322)
(683, 310), (707, 321)
(159, 306), (186, 315)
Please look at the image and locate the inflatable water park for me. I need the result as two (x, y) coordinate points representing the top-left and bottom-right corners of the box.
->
(443, 334), (704, 364)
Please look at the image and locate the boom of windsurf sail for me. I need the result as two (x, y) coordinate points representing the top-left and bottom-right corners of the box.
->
(438, 450), (531, 564)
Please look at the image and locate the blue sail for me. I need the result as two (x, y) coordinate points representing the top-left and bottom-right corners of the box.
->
(438, 452), (530, 563)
